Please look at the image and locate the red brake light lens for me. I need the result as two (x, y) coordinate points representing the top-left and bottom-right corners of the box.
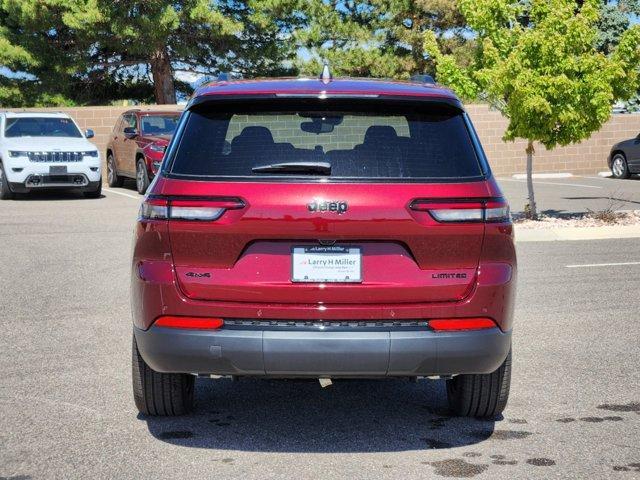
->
(154, 316), (224, 330)
(429, 317), (496, 331)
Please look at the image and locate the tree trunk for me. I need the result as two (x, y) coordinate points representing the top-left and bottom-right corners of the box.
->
(150, 46), (176, 104)
(526, 140), (538, 219)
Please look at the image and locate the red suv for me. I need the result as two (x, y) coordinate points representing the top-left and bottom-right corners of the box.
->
(131, 76), (516, 418)
(106, 110), (181, 194)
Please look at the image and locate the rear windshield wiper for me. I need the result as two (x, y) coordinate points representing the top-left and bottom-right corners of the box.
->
(251, 161), (331, 175)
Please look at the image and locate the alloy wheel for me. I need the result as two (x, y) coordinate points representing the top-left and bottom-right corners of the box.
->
(136, 163), (145, 192)
(107, 158), (115, 185)
(613, 156), (625, 177)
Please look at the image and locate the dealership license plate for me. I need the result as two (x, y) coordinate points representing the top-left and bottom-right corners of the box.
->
(292, 246), (362, 283)
(49, 165), (67, 174)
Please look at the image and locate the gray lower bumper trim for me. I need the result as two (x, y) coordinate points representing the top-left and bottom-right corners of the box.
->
(134, 326), (511, 377)
(10, 180), (100, 193)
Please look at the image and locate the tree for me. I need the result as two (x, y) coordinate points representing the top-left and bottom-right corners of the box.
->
(0, 0), (92, 107)
(0, 0), (298, 106)
(296, 0), (474, 78)
(596, 0), (640, 54)
(91, 1), (245, 104)
(217, 0), (302, 78)
(425, 0), (640, 219)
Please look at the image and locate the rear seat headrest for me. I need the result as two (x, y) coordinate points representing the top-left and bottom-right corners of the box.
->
(235, 126), (275, 145)
(363, 126), (398, 144)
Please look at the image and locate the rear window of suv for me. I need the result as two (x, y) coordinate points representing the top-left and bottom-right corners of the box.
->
(168, 100), (484, 181)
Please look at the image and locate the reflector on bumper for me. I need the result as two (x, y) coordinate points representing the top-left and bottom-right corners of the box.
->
(154, 316), (224, 330)
(429, 317), (496, 331)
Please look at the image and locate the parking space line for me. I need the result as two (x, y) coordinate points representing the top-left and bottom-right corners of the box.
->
(103, 188), (140, 200)
(498, 178), (602, 189)
(566, 261), (640, 268)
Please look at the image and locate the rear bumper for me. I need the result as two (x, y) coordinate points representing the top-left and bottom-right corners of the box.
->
(134, 325), (511, 377)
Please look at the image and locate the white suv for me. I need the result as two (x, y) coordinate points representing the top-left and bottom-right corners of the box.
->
(0, 112), (102, 199)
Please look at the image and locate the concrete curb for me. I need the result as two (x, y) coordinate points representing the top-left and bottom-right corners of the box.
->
(597, 171), (612, 178)
(515, 224), (640, 242)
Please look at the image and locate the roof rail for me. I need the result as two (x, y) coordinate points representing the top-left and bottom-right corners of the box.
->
(410, 74), (436, 85)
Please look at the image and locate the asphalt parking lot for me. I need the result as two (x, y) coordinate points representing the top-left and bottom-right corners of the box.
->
(1, 186), (639, 479)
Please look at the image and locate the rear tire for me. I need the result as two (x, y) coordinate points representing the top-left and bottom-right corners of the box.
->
(136, 159), (150, 195)
(446, 348), (511, 418)
(0, 162), (14, 200)
(132, 335), (195, 416)
(107, 154), (124, 188)
(611, 153), (631, 179)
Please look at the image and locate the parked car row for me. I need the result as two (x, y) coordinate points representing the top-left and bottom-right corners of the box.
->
(0, 108), (181, 200)
(0, 101), (637, 202)
(0, 73), (635, 420)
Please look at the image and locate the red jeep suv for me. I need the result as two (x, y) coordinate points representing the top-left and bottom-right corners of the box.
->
(131, 75), (516, 418)
(106, 109), (181, 194)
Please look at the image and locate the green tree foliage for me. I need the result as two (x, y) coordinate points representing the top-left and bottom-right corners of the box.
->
(425, 0), (640, 219)
(597, 0), (640, 54)
(296, 0), (473, 78)
(0, 0), (298, 106)
(89, 1), (242, 104)
(0, 0), (89, 106)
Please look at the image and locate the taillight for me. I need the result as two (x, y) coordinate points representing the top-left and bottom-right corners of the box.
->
(154, 316), (224, 330)
(409, 198), (510, 223)
(483, 200), (511, 222)
(429, 317), (496, 331)
(170, 199), (227, 221)
(139, 197), (245, 221)
(139, 198), (169, 219)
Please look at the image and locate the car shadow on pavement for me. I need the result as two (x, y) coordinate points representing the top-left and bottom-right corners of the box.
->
(8, 191), (105, 201)
(140, 378), (501, 452)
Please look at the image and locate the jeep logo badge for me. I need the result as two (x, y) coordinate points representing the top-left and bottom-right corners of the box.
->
(307, 200), (348, 215)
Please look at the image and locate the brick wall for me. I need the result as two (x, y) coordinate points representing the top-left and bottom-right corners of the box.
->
(7, 104), (639, 176)
(465, 104), (640, 176)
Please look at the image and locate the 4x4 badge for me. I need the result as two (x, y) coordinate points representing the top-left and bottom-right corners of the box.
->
(307, 200), (348, 214)
(185, 272), (211, 278)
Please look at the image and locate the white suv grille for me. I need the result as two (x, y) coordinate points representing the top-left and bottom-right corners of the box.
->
(26, 151), (84, 163)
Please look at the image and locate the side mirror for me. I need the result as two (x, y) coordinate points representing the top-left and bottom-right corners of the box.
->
(123, 127), (138, 138)
(85, 129), (94, 139)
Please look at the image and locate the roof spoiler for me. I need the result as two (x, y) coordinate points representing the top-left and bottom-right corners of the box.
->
(410, 74), (436, 85)
(217, 72), (242, 82)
